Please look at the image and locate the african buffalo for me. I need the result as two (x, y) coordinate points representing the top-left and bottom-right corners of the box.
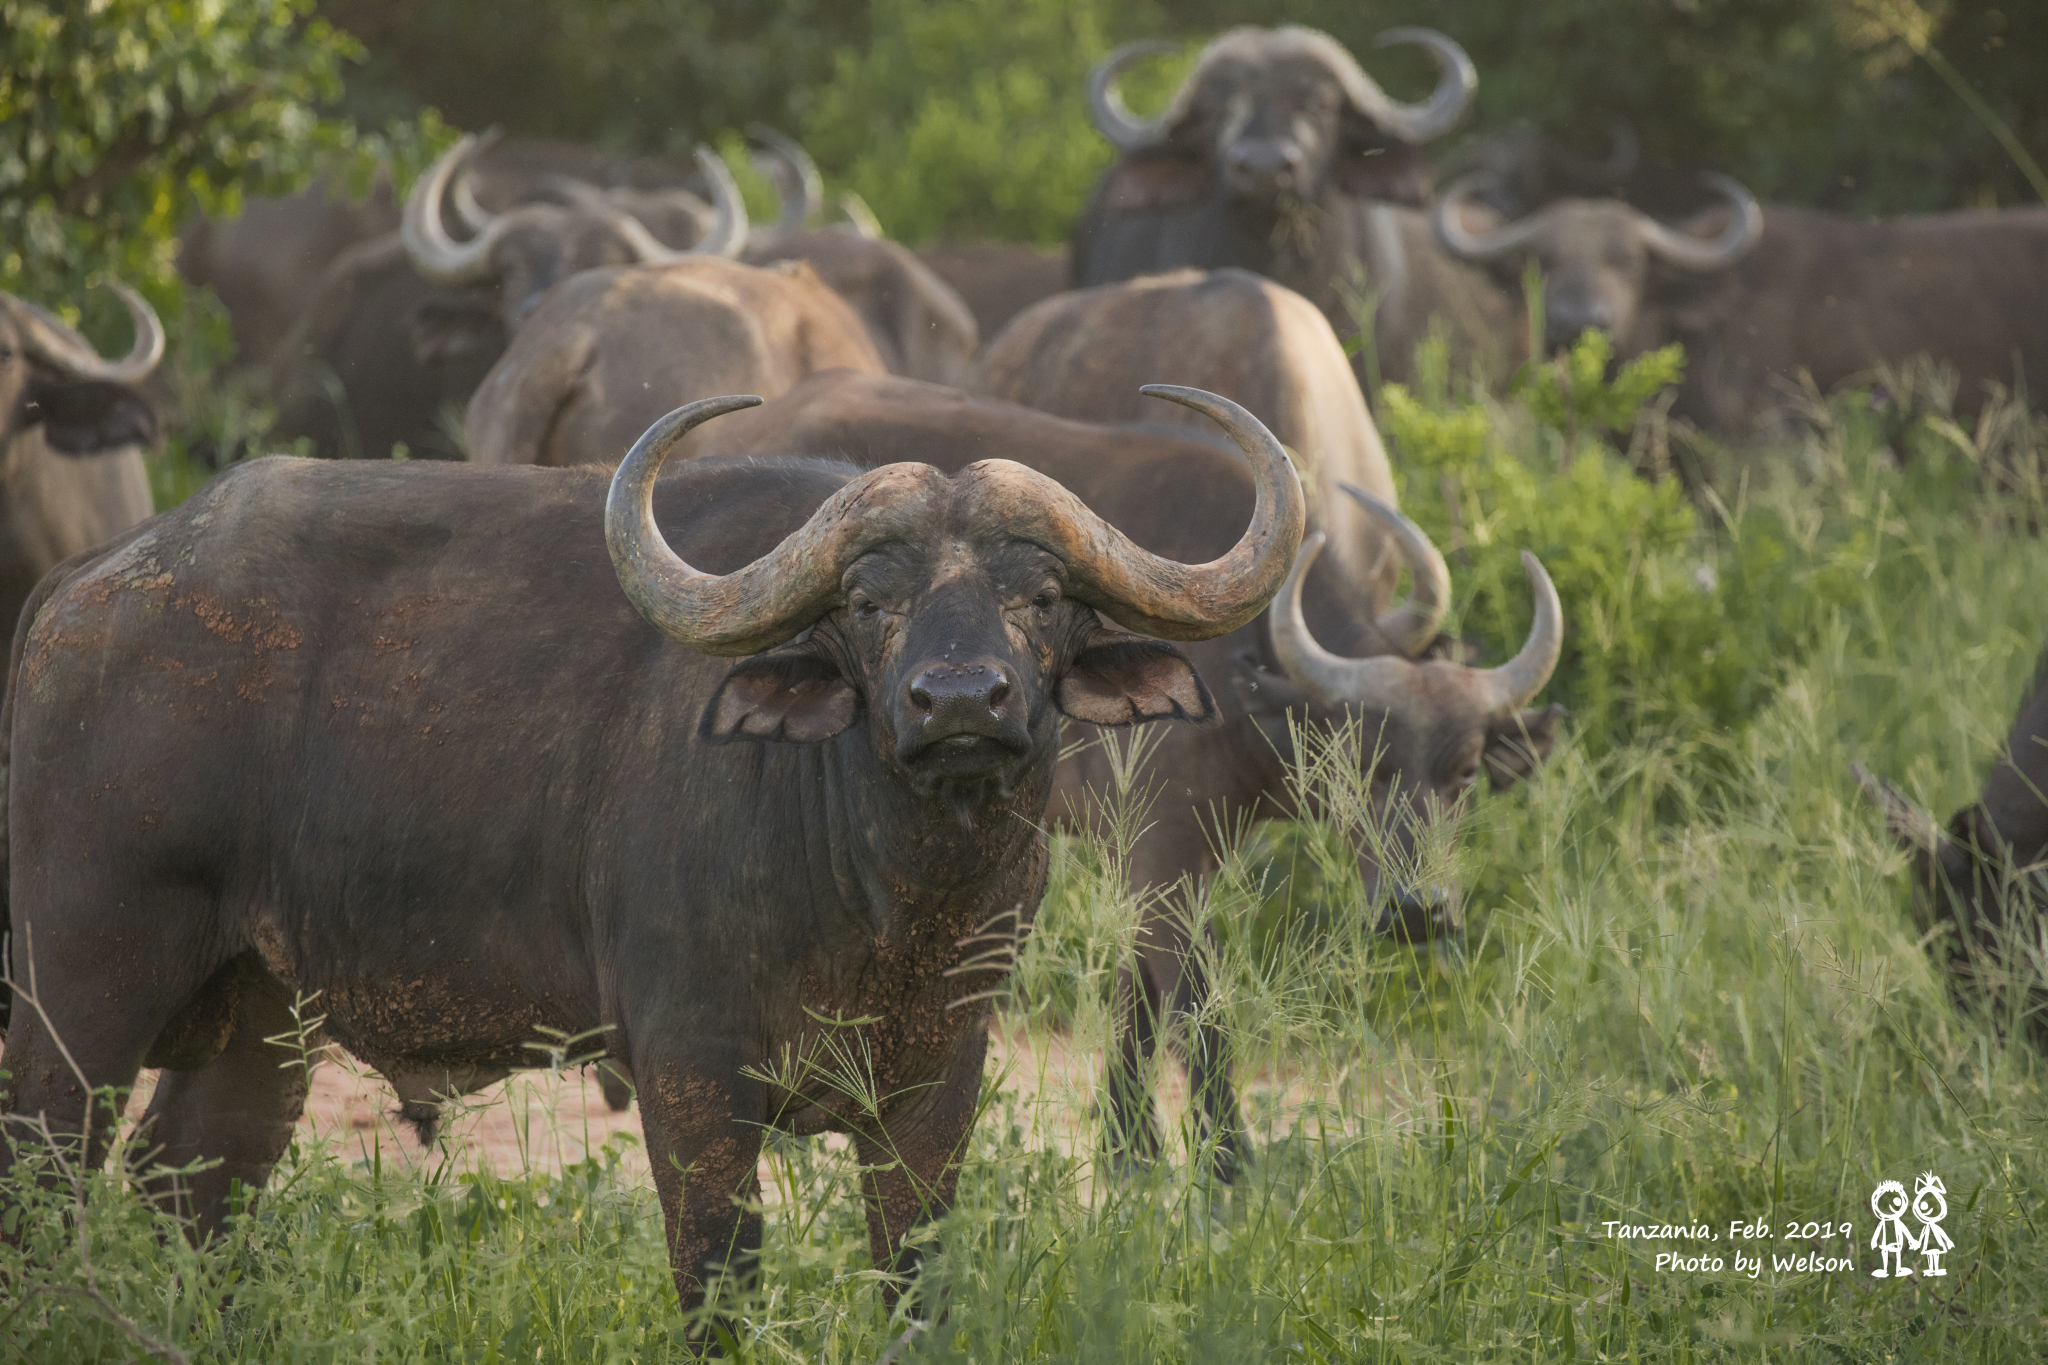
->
(978, 268), (1408, 615)
(1854, 653), (2048, 1029)
(914, 243), (1071, 341)
(695, 368), (1565, 1178)
(0, 386), (1303, 1325)
(180, 134), (715, 370)
(469, 131), (976, 386)
(0, 285), (162, 635)
(743, 232), (980, 387)
(1072, 26), (1475, 378)
(463, 257), (884, 467)
(1434, 174), (2048, 428)
(268, 134), (747, 461)
(177, 173), (400, 363)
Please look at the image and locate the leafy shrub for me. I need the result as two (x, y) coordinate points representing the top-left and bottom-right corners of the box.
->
(3, 0), (452, 367)
(798, 0), (1185, 245)
(1380, 331), (1868, 751)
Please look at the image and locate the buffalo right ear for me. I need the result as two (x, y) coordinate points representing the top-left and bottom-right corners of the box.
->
(1483, 702), (1565, 792)
(1058, 629), (1215, 726)
(701, 647), (859, 743)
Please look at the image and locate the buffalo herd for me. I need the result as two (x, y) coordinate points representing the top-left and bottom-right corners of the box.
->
(2, 18), (2043, 1328)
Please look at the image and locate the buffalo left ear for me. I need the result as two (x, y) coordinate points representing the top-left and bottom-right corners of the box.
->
(1058, 629), (1215, 726)
(701, 646), (859, 743)
(1483, 702), (1566, 791)
(1332, 143), (1432, 207)
(24, 378), (158, 454)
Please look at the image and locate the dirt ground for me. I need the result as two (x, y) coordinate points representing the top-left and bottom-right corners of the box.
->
(285, 1027), (1198, 1183)
(79, 1027), (1192, 1186)
(9, 1024), (1360, 1191)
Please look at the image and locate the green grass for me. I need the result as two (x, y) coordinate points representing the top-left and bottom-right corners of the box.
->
(7, 371), (2048, 1363)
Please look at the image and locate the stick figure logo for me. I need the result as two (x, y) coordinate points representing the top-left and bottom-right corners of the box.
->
(1912, 1172), (1953, 1276)
(1870, 1179), (1917, 1278)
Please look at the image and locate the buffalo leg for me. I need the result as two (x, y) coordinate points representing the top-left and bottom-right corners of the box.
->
(859, 1026), (986, 1313)
(132, 970), (310, 1238)
(1103, 958), (1166, 1171)
(634, 1053), (767, 1325)
(1165, 948), (1247, 1185)
(0, 905), (217, 1201)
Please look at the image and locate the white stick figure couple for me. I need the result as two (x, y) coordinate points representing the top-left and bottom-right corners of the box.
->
(1871, 1173), (1953, 1277)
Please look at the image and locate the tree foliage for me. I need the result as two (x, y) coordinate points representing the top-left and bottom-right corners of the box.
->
(0, 0), (434, 331)
(312, 0), (2048, 245)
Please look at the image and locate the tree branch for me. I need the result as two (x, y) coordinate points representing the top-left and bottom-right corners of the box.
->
(54, 83), (263, 216)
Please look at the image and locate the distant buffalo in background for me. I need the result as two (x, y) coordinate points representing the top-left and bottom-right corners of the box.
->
(1071, 25), (1476, 384)
(1433, 172), (2048, 431)
(0, 284), (163, 633)
(1856, 651), (2048, 1035)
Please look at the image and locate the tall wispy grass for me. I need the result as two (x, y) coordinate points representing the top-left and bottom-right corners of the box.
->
(5, 371), (2047, 1362)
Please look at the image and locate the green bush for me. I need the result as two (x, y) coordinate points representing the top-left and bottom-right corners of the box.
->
(1378, 331), (1869, 752)
(3, 0), (452, 375)
(311, 0), (2048, 244)
(799, 0), (1185, 245)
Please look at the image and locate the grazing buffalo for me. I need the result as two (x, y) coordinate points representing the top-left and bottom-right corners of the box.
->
(268, 134), (746, 461)
(463, 258), (884, 467)
(0, 387), (1303, 1324)
(181, 133), (715, 369)
(1434, 174), (2048, 428)
(0, 285), (162, 635)
(1072, 26), (1475, 375)
(696, 369), (1565, 1177)
(743, 232), (980, 387)
(978, 268), (1407, 614)
(914, 243), (1071, 341)
(177, 174), (400, 363)
(1854, 653), (2048, 1028)
(484, 129), (975, 385)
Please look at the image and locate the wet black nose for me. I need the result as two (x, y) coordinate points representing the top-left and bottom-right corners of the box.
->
(907, 662), (1014, 737)
(1373, 883), (1459, 943)
(1546, 303), (1613, 352)
(1227, 139), (1305, 186)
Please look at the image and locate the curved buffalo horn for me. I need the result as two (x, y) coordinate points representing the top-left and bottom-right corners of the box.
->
(403, 132), (513, 284)
(607, 395), (955, 656)
(676, 146), (749, 260)
(1340, 484), (1449, 656)
(8, 282), (164, 384)
(608, 386), (1303, 655)
(1269, 532), (1412, 711)
(1432, 171), (1547, 261)
(1357, 28), (1477, 144)
(539, 148), (750, 264)
(748, 123), (823, 234)
(450, 164), (496, 234)
(1087, 40), (1180, 151)
(1271, 535), (1558, 713)
(955, 385), (1307, 640)
(1639, 171), (1762, 272)
(1850, 762), (1955, 857)
(1477, 551), (1562, 711)
(836, 190), (883, 240)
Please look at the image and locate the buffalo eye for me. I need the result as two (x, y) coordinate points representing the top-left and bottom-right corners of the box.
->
(1030, 587), (1058, 616)
(1450, 763), (1481, 795)
(853, 597), (883, 621)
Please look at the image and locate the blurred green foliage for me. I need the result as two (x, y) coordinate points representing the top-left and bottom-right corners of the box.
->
(313, 0), (2048, 245)
(1380, 331), (1871, 751)
(1, 0), (449, 342)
